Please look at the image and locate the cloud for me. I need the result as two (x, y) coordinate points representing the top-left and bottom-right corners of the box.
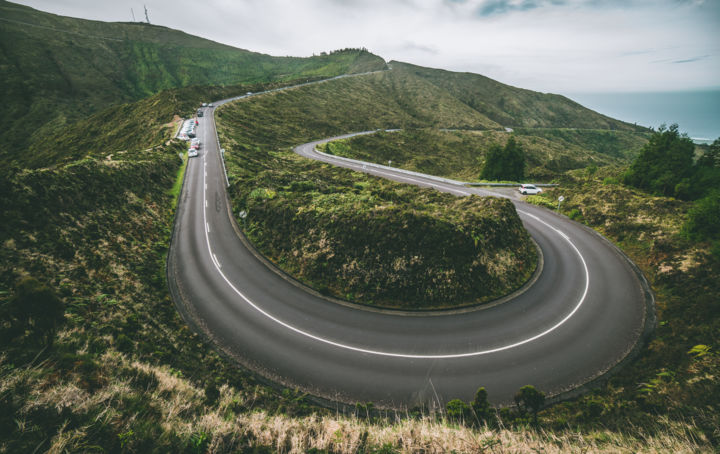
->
(672, 55), (710, 64)
(400, 42), (440, 54)
(476, 0), (541, 17)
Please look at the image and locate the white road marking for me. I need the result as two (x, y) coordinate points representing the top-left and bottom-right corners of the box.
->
(201, 142), (592, 359)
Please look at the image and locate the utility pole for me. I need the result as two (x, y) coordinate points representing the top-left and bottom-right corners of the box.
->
(144, 5), (150, 24)
(130, 8), (136, 22)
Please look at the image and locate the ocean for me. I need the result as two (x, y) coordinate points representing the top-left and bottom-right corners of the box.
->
(566, 90), (720, 144)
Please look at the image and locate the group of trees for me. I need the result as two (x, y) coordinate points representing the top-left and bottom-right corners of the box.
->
(622, 124), (719, 201)
(623, 125), (720, 242)
(481, 136), (525, 181)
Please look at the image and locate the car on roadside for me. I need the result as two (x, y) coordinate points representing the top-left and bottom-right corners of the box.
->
(188, 148), (198, 158)
(519, 184), (542, 195)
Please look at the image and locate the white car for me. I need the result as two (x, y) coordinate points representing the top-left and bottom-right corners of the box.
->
(519, 184), (542, 195)
(188, 148), (198, 158)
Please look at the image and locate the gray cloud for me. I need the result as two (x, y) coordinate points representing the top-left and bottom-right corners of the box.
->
(476, 0), (540, 17)
(672, 55), (710, 63)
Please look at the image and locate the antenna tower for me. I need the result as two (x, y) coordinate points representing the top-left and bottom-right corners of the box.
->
(144, 5), (151, 24)
(130, 8), (136, 22)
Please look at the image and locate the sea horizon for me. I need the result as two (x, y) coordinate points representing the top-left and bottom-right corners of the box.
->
(566, 89), (720, 144)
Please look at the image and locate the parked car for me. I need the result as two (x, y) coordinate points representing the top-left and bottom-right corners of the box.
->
(519, 184), (542, 195)
(188, 148), (198, 158)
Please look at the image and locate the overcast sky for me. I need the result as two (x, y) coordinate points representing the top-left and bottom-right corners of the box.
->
(13, 0), (720, 94)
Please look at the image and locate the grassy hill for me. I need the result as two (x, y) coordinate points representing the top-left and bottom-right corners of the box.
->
(391, 61), (646, 131)
(322, 128), (649, 181)
(0, 0), (386, 159)
(216, 72), (536, 308)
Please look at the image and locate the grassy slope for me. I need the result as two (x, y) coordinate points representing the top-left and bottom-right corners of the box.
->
(525, 168), (719, 446)
(0, 0), (386, 158)
(323, 128), (649, 181)
(0, 77), (711, 452)
(217, 73), (535, 308)
(391, 61), (646, 132)
(21, 79), (336, 169)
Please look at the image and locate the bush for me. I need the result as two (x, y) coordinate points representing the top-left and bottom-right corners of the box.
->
(514, 385), (545, 423)
(446, 399), (471, 423)
(682, 191), (720, 242)
(568, 208), (584, 221)
(3, 276), (64, 348)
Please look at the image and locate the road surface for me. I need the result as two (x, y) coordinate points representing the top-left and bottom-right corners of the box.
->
(167, 86), (653, 409)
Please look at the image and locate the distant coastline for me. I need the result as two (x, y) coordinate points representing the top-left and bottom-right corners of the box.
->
(567, 89), (720, 144)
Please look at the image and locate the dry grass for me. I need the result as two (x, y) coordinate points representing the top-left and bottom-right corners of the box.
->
(5, 353), (704, 453)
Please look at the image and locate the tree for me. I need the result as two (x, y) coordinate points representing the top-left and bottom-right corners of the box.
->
(471, 387), (493, 424)
(514, 385), (545, 423)
(481, 136), (525, 181)
(623, 124), (695, 198)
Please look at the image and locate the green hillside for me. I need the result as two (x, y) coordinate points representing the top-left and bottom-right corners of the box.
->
(322, 128), (649, 181)
(0, 0), (386, 157)
(391, 61), (646, 131)
(216, 72), (535, 308)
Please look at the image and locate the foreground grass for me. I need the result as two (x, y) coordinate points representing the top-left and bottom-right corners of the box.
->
(3, 352), (708, 453)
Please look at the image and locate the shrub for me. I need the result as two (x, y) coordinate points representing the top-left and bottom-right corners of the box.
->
(514, 385), (545, 423)
(446, 399), (471, 423)
(682, 191), (720, 242)
(568, 208), (584, 221)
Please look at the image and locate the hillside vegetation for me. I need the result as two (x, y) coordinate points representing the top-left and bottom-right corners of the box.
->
(391, 61), (646, 131)
(0, 0), (386, 157)
(524, 165), (719, 448)
(217, 73), (536, 308)
(322, 128), (649, 181)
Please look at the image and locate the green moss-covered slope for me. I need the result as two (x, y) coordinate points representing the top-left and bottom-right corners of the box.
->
(217, 73), (536, 308)
(391, 61), (647, 132)
(0, 0), (386, 157)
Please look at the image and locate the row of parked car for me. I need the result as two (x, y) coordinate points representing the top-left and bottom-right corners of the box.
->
(178, 118), (198, 141)
(188, 138), (201, 158)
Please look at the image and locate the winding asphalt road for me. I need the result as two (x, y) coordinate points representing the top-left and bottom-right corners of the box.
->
(167, 82), (653, 409)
